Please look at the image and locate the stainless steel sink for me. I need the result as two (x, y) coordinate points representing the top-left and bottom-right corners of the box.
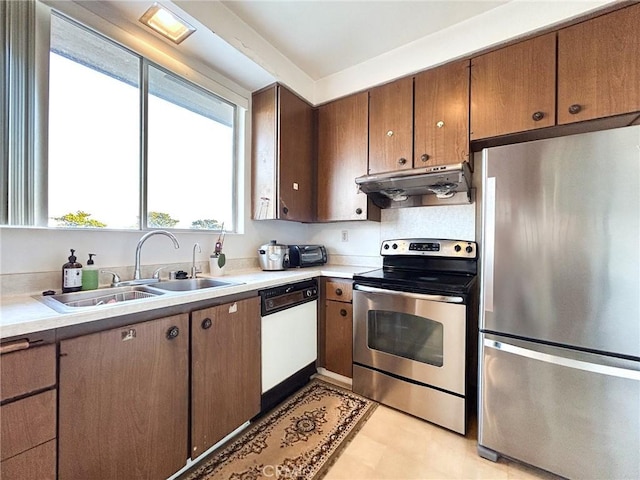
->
(36, 285), (165, 313)
(151, 278), (239, 292)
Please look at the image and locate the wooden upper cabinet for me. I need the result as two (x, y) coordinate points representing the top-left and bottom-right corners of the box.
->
(470, 33), (556, 140)
(368, 76), (414, 174)
(414, 60), (470, 167)
(278, 87), (315, 220)
(317, 92), (379, 222)
(557, 4), (640, 124)
(252, 84), (314, 222)
(252, 86), (277, 219)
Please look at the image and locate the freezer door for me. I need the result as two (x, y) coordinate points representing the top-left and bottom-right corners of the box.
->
(481, 125), (640, 357)
(479, 333), (640, 480)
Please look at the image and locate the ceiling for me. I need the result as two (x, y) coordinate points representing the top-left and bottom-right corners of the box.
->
(68, 0), (613, 104)
(218, 1), (508, 80)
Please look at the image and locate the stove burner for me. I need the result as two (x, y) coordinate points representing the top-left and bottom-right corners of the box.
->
(354, 239), (478, 296)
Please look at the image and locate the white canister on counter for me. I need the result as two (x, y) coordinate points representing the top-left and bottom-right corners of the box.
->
(210, 255), (226, 276)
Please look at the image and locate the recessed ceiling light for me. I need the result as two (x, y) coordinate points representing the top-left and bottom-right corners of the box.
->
(139, 3), (196, 45)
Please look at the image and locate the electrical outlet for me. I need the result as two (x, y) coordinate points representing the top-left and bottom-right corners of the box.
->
(341, 230), (349, 242)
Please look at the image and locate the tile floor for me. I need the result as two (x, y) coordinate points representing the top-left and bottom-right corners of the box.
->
(318, 377), (562, 480)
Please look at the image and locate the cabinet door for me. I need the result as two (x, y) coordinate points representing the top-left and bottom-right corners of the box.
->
(470, 33), (556, 139)
(191, 298), (261, 456)
(252, 86), (277, 219)
(279, 86), (314, 222)
(368, 76), (413, 174)
(415, 60), (470, 167)
(59, 314), (189, 480)
(558, 4), (640, 124)
(324, 301), (353, 378)
(317, 92), (375, 221)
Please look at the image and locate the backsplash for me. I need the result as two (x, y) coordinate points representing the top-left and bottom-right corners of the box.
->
(381, 203), (476, 241)
(307, 203), (477, 259)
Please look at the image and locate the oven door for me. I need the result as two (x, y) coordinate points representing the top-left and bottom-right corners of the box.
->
(353, 284), (466, 395)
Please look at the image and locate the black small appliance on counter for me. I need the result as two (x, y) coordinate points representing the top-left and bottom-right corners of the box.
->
(287, 244), (327, 268)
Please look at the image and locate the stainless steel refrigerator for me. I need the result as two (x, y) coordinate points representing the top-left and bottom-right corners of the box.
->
(478, 125), (640, 479)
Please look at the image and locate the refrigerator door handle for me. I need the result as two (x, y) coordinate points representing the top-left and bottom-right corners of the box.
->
(482, 176), (496, 312)
(484, 339), (640, 381)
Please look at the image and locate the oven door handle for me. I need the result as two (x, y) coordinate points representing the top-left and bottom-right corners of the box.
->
(354, 284), (464, 303)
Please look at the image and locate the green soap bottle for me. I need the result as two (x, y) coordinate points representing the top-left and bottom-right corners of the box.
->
(82, 253), (99, 291)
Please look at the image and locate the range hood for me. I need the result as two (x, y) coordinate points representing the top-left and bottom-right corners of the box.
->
(355, 162), (472, 208)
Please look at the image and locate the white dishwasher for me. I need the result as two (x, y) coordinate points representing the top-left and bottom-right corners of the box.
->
(259, 279), (318, 412)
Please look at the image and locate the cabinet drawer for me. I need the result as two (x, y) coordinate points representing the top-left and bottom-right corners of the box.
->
(1, 439), (56, 480)
(325, 280), (353, 303)
(0, 344), (56, 402)
(1, 389), (56, 461)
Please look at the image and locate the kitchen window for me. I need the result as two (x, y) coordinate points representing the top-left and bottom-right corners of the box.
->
(3, 7), (239, 231)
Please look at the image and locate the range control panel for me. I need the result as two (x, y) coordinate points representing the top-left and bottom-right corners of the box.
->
(380, 239), (476, 258)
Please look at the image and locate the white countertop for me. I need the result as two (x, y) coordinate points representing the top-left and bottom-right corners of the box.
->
(0, 265), (376, 340)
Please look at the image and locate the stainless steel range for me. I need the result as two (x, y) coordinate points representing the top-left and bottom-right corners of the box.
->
(352, 238), (477, 434)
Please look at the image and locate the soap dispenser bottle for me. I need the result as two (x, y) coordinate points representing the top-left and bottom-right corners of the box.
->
(82, 253), (98, 291)
(62, 249), (83, 293)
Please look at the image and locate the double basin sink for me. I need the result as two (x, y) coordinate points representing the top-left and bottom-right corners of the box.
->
(37, 278), (241, 313)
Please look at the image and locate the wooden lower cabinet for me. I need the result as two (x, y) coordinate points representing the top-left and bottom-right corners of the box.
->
(0, 343), (57, 479)
(1, 390), (56, 461)
(1, 439), (56, 480)
(191, 297), (261, 457)
(0, 343), (56, 402)
(58, 314), (189, 480)
(320, 279), (354, 378)
(324, 301), (353, 378)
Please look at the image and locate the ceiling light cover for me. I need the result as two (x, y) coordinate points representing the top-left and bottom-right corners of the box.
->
(139, 3), (196, 44)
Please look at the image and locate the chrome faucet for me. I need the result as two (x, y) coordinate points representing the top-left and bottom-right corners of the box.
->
(134, 230), (180, 280)
(191, 243), (202, 279)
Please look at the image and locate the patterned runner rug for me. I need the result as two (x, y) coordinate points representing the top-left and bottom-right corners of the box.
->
(182, 379), (377, 480)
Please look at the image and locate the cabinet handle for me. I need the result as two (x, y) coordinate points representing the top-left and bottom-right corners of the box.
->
(420, 154), (430, 163)
(335, 288), (343, 296)
(340, 309), (347, 317)
(355, 208), (363, 215)
(166, 326), (180, 340)
(386, 130), (394, 137)
(436, 121), (445, 128)
(532, 111), (545, 121)
(568, 104), (582, 115)
(201, 318), (212, 330)
(282, 207), (289, 215)
(398, 157), (407, 165)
